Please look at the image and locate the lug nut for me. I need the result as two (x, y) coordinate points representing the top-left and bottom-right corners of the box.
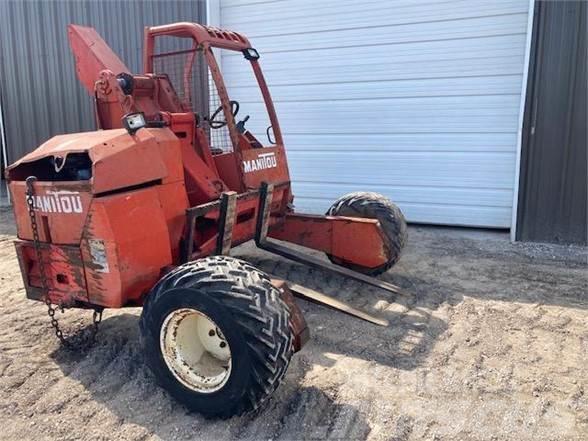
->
(219, 341), (227, 348)
(209, 329), (216, 336)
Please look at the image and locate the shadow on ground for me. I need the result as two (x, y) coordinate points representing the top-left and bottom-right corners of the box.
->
(50, 313), (371, 440)
(42, 225), (587, 440)
(235, 250), (450, 371)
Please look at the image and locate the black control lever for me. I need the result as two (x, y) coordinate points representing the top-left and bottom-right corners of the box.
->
(236, 115), (250, 134)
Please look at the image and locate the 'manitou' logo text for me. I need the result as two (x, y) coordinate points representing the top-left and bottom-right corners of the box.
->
(243, 152), (277, 173)
(28, 190), (83, 214)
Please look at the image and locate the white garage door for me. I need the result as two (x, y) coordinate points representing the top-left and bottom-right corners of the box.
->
(216, 0), (531, 227)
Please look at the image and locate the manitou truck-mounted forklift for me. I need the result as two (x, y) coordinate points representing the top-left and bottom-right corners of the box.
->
(6, 22), (407, 418)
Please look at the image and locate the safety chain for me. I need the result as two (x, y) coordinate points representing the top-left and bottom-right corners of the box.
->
(25, 176), (102, 349)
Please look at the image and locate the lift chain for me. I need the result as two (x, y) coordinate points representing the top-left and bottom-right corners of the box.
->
(25, 176), (102, 349)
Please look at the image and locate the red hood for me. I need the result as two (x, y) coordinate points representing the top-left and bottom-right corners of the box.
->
(7, 127), (181, 194)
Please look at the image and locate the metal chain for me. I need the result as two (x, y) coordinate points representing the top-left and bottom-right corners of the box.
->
(25, 176), (102, 349)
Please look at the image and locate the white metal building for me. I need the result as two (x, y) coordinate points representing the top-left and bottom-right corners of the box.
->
(209, 0), (534, 229)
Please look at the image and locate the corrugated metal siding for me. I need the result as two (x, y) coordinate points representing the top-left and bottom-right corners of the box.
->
(0, 0), (205, 165)
(219, 0), (531, 227)
(516, 1), (587, 245)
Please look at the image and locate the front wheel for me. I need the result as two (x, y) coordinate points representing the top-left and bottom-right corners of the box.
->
(139, 256), (294, 418)
(326, 192), (407, 276)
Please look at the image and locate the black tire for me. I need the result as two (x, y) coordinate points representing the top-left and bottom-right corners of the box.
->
(139, 256), (293, 418)
(326, 192), (407, 276)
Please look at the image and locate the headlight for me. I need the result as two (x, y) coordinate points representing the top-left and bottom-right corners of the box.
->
(243, 47), (260, 60)
(122, 112), (146, 135)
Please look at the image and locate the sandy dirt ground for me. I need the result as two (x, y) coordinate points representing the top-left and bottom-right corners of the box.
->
(0, 206), (586, 441)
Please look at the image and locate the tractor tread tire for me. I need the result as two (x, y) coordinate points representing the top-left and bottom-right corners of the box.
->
(326, 192), (407, 276)
(140, 256), (293, 418)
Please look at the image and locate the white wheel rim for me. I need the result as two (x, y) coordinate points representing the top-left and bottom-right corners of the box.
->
(160, 308), (232, 393)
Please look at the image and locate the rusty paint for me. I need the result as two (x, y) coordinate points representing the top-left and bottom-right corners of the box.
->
(271, 279), (309, 352)
(14, 241), (88, 306)
(269, 213), (389, 269)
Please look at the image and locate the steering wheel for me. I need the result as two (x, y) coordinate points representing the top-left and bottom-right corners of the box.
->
(209, 100), (239, 129)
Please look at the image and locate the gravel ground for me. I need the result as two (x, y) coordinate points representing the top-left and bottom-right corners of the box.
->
(0, 206), (586, 441)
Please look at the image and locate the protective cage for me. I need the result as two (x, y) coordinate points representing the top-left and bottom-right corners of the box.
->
(152, 42), (233, 153)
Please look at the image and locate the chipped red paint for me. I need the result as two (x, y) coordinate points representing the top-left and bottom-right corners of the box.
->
(15, 241), (88, 306)
(271, 280), (309, 352)
(269, 213), (390, 268)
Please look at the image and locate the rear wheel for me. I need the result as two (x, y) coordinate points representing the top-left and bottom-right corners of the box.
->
(326, 192), (407, 276)
(140, 256), (293, 418)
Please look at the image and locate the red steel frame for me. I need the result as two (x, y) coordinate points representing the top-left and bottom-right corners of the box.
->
(6, 22), (392, 311)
